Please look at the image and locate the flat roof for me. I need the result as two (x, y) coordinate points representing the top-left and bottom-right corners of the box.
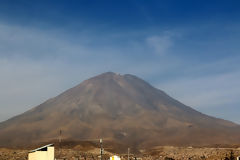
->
(29, 144), (54, 153)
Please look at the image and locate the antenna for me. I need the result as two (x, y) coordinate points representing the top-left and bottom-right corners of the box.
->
(59, 129), (62, 143)
(128, 148), (130, 160)
(100, 139), (103, 160)
(59, 129), (62, 158)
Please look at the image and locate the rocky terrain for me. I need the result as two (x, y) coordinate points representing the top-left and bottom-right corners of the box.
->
(1, 146), (240, 160)
(143, 146), (240, 160)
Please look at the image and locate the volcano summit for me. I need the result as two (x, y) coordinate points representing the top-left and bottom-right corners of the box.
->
(0, 72), (239, 150)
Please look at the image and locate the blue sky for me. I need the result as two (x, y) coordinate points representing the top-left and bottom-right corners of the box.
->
(0, 0), (240, 124)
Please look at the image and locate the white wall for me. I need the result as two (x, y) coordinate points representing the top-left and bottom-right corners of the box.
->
(28, 146), (54, 160)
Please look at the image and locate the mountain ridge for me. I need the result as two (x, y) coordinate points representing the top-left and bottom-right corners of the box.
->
(0, 72), (239, 150)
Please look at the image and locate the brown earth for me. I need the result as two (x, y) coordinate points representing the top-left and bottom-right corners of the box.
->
(1, 146), (240, 160)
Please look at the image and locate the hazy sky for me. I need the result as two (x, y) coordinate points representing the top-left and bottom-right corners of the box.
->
(0, 0), (240, 124)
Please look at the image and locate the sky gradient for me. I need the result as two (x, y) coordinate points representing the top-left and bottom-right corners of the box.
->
(0, 0), (240, 124)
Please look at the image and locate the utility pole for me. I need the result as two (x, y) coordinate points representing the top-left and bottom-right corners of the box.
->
(100, 139), (103, 160)
(59, 129), (62, 144)
(59, 129), (62, 158)
(128, 148), (130, 160)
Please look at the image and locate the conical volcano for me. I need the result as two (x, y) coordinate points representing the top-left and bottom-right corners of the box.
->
(0, 72), (239, 150)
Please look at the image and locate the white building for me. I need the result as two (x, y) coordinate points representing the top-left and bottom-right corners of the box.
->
(110, 155), (121, 160)
(28, 144), (54, 160)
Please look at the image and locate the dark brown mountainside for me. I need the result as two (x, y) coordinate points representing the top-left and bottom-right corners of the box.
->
(0, 72), (240, 150)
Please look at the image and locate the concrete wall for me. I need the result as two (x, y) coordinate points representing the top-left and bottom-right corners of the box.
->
(28, 146), (54, 160)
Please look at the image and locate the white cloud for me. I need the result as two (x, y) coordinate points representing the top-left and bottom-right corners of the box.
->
(0, 58), (67, 120)
(0, 22), (239, 124)
(0, 23), (101, 121)
(158, 71), (240, 109)
(0, 23), (176, 122)
(146, 34), (173, 55)
(0, 56), (114, 122)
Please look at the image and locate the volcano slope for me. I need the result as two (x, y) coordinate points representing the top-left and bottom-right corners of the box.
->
(0, 72), (239, 150)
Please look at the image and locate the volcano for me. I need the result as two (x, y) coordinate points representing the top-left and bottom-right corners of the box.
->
(0, 72), (239, 150)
